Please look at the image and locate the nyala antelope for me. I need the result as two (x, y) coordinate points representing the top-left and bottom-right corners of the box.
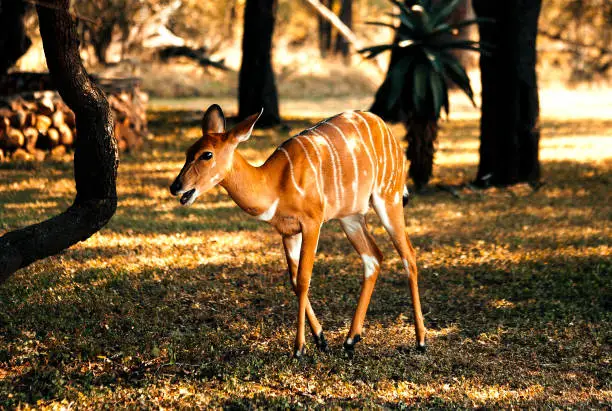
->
(170, 105), (426, 357)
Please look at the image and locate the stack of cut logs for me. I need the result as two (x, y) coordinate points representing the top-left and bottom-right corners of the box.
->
(0, 73), (148, 162)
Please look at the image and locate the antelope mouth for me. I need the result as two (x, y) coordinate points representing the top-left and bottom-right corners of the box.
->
(180, 188), (197, 206)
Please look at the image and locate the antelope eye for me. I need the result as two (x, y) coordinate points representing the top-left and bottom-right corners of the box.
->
(199, 151), (213, 161)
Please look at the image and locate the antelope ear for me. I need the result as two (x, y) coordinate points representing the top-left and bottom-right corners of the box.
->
(202, 104), (226, 133)
(229, 109), (263, 143)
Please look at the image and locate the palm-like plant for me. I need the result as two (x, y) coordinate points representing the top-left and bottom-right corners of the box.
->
(360, 0), (491, 191)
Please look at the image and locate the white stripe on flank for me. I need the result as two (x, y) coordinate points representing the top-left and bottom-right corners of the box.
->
(294, 136), (324, 204)
(373, 115), (387, 192)
(385, 124), (395, 192)
(346, 116), (375, 191)
(354, 112), (379, 192)
(324, 120), (359, 211)
(312, 129), (343, 205)
(299, 134), (327, 213)
(391, 126), (403, 192)
(383, 118), (396, 193)
(279, 147), (305, 196)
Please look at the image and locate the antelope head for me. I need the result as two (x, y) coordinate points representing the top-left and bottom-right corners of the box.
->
(169, 104), (262, 206)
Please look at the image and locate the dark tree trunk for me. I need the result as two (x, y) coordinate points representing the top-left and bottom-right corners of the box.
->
(0, 0), (118, 283)
(473, 0), (542, 187)
(0, 0), (32, 75)
(318, 0), (333, 58)
(335, 0), (352, 59)
(406, 116), (438, 190)
(238, 0), (281, 127)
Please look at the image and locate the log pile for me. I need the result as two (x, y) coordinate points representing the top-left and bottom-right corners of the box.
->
(0, 73), (148, 161)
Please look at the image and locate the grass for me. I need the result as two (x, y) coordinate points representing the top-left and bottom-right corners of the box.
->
(0, 108), (611, 408)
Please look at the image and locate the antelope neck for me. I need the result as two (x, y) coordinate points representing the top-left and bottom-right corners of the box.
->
(220, 150), (279, 217)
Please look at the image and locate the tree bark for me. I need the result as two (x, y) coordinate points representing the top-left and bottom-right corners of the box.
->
(473, 0), (542, 187)
(0, 0), (32, 75)
(238, 0), (281, 127)
(0, 0), (118, 283)
(406, 116), (437, 190)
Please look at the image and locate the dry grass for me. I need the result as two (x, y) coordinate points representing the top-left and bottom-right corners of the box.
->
(0, 108), (611, 408)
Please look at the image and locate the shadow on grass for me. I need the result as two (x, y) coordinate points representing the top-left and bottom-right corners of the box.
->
(1, 248), (609, 405)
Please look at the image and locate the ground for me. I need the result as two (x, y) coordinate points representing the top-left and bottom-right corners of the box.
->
(0, 105), (610, 408)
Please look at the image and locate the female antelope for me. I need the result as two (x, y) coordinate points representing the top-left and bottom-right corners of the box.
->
(170, 104), (426, 357)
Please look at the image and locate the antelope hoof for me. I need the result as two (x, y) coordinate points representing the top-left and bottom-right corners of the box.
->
(313, 331), (328, 352)
(293, 346), (306, 359)
(416, 341), (427, 353)
(343, 334), (361, 355)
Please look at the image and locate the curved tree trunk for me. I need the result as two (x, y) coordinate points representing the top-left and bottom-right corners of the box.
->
(0, 0), (118, 283)
(238, 0), (281, 127)
(0, 0), (32, 75)
(406, 116), (437, 191)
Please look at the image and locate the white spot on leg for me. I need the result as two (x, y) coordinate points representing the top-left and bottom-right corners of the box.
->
(394, 192), (400, 204)
(371, 193), (393, 234)
(402, 259), (411, 278)
(340, 215), (362, 234)
(361, 254), (379, 279)
(256, 198), (279, 221)
(286, 233), (302, 265)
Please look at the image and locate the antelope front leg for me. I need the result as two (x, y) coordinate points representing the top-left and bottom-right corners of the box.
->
(282, 234), (327, 352)
(340, 215), (384, 354)
(293, 221), (321, 358)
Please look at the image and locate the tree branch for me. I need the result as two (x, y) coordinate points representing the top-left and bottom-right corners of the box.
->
(303, 0), (384, 72)
(537, 29), (611, 55)
(0, 0), (118, 283)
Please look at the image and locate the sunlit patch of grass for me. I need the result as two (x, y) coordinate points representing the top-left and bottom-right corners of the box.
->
(0, 108), (610, 408)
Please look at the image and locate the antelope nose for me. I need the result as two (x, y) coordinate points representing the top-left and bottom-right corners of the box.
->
(170, 179), (182, 196)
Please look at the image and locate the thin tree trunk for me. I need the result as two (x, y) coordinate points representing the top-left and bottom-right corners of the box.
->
(238, 0), (281, 127)
(0, 0), (32, 75)
(335, 0), (352, 59)
(318, 0), (332, 58)
(0, 0), (118, 283)
(473, 0), (541, 187)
